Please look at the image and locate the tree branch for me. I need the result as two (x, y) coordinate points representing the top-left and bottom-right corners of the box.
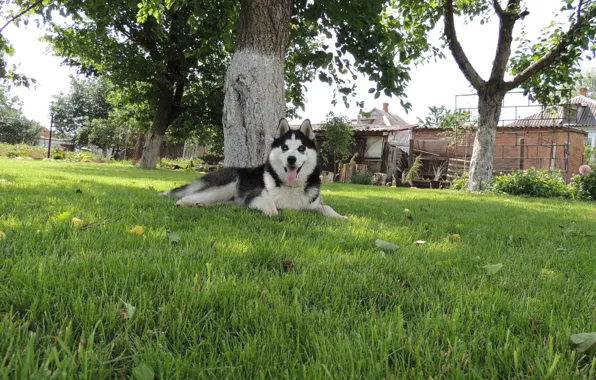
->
(0, 0), (44, 35)
(505, 2), (596, 91)
(492, 0), (505, 18)
(168, 80), (185, 125)
(443, 0), (485, 90)
(489, 1), (520, 82)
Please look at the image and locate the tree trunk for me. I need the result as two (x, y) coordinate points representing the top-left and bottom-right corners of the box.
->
(468, 89), (505, 190)
(222, 0), (292, 168)
(139, 86), (175, 169)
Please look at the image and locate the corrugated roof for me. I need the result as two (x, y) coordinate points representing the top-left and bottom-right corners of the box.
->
(296, 105), (414, 133)
(506, 95), (596, 128)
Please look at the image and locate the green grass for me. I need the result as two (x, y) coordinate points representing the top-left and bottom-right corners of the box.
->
(1, 158), (596, 379)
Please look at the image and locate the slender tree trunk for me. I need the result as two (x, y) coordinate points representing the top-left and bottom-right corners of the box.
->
(468, 89), (505, 190)
(222, 0), (292, 167)
(139, 88), (175, 169)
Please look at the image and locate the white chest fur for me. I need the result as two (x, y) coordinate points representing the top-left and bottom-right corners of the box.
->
(263, 172), (320, 210)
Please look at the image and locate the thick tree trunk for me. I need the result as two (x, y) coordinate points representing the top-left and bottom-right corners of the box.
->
(139, 86), (176, 169)
(222, 0), (292, 167)
(468, 89), (505, 190)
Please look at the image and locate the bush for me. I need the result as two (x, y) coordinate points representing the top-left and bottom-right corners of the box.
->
(0, 143), (47, 159)
(451, 172), (469, 191)
(202, 152), (223, 165)
(351, 170), (373, 185)
(490, 168), (570, 198)
(52, 149), (65, 160)
(570, 172), (596, 200)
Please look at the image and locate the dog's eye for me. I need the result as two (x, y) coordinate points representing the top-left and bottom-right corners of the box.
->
(298, 146), (306, 153)
(281, 145), (289, 151)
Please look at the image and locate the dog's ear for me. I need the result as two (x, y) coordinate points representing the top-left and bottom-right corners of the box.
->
(276, 119), (290, 138)
(299, 119), (315, 141)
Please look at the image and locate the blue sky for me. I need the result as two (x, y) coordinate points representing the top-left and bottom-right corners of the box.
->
(3, 0), (596, 128)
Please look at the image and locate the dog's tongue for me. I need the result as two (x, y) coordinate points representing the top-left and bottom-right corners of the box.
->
(286, 168), (298, 184)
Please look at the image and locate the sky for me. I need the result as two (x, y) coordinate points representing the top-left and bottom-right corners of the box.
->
(3, 0), (596, 129)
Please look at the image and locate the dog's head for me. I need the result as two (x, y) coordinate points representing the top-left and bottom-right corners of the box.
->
(268, 118), (318, 186)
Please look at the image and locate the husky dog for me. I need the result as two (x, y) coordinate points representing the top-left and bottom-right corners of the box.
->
(162, 119), (347, 219)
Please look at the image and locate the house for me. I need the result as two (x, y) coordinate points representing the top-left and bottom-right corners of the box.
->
(410, 93), (589, 182)
(37, 128), (75, 151)
(313, 103), (413, 174)
(507, 88), (596, 151)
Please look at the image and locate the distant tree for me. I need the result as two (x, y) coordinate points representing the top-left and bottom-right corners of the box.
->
(418, 105), (475, 147)
(320, 114), (354, 177)
(573, 68), (596, 98)
(49, 76), (111, 142)
(432, 0), (596, 190)
(46, 0), (234, 168)
(0, 86), (41, 144)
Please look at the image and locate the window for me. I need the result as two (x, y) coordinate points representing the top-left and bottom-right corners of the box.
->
(587, 133), (595, 148)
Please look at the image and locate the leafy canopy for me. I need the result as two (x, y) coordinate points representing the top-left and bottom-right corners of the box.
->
(320, 113), (355, 169)
(0, 86), (42, 145)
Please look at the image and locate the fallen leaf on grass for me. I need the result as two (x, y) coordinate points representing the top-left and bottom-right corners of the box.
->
(540, 268), (555, 277)
(375, 239), (399, 251)
(283, 260), (294, 271)
(529, 316), (543, 329)
(438, 259), (458, 267)
(127, 226), (144, 235)
(414, 240), (426, 244)
(403, 208), (410, 213)
(570, 332), (596, 353)
(132, 362), (154, 380)
(56, 212), (71, 221)
(71, 218), (84, 227)
(120, 301), (136, 320)
(483, 263), (503, 275)
(0, 231), (4, 240)
(167, 230), (180, 244)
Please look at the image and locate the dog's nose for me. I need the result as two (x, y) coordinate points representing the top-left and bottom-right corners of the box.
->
(287, 156), (297, 165)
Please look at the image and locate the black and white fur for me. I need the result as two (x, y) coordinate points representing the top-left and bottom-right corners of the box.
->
(162, 119), (347, 219)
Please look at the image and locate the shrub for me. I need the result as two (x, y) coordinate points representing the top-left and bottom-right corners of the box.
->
(490, 168), (569, 198)
(0, 143), (47, 159)
(202, 152), (223, 165)
(65, 151), (97, 162)
(52, 149), (65, 160)
(451, 172), (469, 191)
(351, 170), (373, 185)
(404, 155), (423, 185)
(570, 172), (596, 200)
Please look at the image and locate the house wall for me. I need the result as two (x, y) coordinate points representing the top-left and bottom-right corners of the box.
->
(412, 127), (586, 181)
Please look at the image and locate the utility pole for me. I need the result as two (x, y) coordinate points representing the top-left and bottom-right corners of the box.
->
(47, 113), (54, 159)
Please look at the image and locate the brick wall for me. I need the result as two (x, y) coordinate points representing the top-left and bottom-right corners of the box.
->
(412, 127), (586, 181)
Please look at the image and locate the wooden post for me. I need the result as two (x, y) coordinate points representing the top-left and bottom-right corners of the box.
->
(519, 137), (525, 170)
(408, 138), (414, 168)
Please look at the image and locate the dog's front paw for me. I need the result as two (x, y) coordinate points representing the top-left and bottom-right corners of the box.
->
(262, 199), (278, 216)
(175, 199), (186, 207)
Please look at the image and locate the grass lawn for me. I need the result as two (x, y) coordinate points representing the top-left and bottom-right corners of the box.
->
(1, 158), (596, 378)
